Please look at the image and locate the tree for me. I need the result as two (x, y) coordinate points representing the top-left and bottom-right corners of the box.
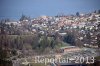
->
(19, 14), (30, 21)
(94, 10), (96, 13)
(63, 33), (75, 45)
(0, 23), (10, 60)
(97, 34), (100, 48)
(97, 22), (100, 48)
(0, 18), (11, 23)
(97, 9), (100, 14)
(76, 12), (80, 17)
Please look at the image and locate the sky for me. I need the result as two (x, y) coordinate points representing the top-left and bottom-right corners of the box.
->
(0, 0), (100, 20)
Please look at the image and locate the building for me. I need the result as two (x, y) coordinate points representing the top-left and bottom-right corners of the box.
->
(60, 46), (81, 53)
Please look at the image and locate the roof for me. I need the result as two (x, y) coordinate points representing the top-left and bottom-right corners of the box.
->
(60, 46), (76, 49)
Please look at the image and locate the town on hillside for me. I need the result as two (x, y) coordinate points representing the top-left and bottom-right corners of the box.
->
(0, 10), (100, 66)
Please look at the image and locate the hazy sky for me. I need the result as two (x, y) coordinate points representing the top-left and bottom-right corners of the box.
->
(0, 0), (100, 20)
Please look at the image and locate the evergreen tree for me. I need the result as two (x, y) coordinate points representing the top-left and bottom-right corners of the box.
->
(76, 12), (80, 17)
(19, 14), (30, 21)
(98, 9), (100, 14)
